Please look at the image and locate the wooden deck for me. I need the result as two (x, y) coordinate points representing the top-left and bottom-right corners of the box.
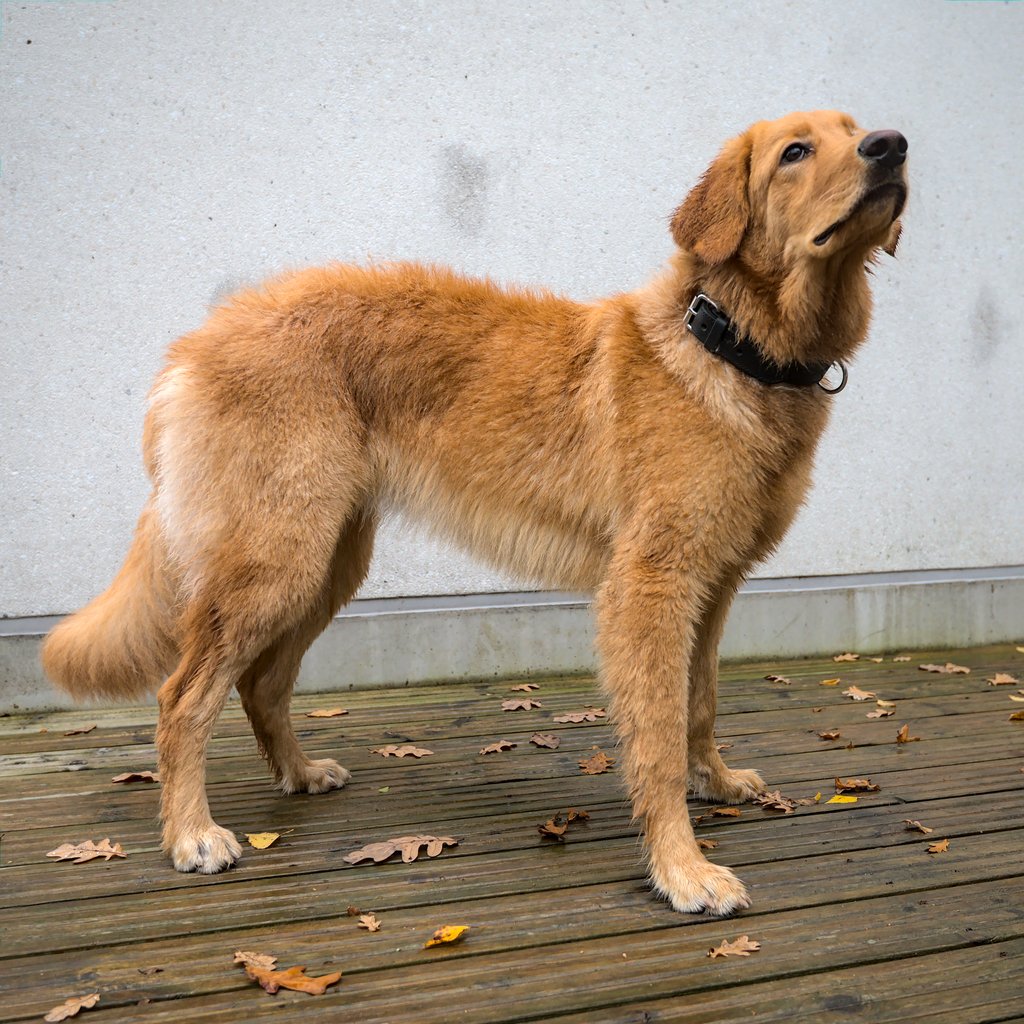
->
(2, 644), (1023, 1023)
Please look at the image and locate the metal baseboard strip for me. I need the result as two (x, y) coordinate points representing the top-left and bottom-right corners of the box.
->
(2, 566), (1022, 712)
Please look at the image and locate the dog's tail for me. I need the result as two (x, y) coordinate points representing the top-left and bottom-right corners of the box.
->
(42, 498), (179, 702)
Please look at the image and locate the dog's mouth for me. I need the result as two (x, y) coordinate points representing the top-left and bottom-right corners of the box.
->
(813, 182), (907, 247)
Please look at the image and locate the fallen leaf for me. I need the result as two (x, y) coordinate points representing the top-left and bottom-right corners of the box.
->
(567, 808), (590, 822)
(986, 673), (1019, 686)
(343, 835), (458, 865)
(896, 724), (921, 744)
(697, 838), (719, 850)
(63, 725), (96, 737)
(234, 951), (279, 970)
(764, 674), (791, 684)
(903, 819), (934, 835)
(835, 777), (880, 793)
(578, 750), (615, 775)
(538, 817), (569, 840)
(708, 806), (742, 818)
(845, 740), (856, 750)
(245, 831), (292, 850)
(826, 794), (858, 804)
(819, 677), (841, 686)
(136, 967), (163, 976)
(46, 839), (127, 864)
(715, 742), (734, 751)
(811, 707), (824, 713)
(110, 771), (160, 784)
(479, 740), (517, 754)
(501, 698), (542, 711)
(708, 935), (760, 959)
(1017, 647), (1024, 654)
(876, 699), (896, 708)
(529, 732), (561, 749)
(754, 790), (797, 814)
(818, 729), (841, 740)
(44, 994), (99, 1022)
(244, 963), (341, 995)
(866, 708), (895, 719)
(893, 656), (911, 662)
(814, 792), (822, 803)
(927, 838), (950, 854)
(868, 657), (884, 663)
(305, 707), (348, 718)
(371, 745), (433, 758)
(345, 906), (361, 916)
(424, 925), (469, 949)
(833, 653), (859, 662)
(509, 683), (540, 692)
(1010, 711), (1024, 722)
(843, 685), (876, 701)
(919, 662), (970, 674)
(1009, 695), (1024, 703)
(357, 913), (381, 932)
(378, 786), (390, 793)
(552, 708), (606, 723)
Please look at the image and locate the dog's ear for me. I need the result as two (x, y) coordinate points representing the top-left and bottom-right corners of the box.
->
(670, 133), (752, 265)
(882, 220), (902, 257)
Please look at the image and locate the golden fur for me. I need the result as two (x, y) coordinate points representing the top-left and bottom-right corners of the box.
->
(42, 111), (907, 915)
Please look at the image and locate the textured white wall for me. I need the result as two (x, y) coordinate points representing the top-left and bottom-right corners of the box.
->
(2, 0), (1022, 617)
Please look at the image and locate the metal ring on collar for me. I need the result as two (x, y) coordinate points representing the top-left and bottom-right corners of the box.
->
(818, 361), (849, 394)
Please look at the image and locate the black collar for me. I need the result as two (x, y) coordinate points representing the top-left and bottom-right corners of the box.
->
(684, 293), (841, 390)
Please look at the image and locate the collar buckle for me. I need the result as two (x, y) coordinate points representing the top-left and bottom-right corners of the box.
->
(684, 293), (729, 353)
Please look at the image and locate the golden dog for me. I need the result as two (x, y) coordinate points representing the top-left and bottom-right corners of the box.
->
(43, 110), (907, 915)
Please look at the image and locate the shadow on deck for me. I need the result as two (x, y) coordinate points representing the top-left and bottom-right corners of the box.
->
(2, 644), (1023, 1022)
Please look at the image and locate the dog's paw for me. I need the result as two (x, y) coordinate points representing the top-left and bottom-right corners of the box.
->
(651, 857), (751, 916)
(167, 823), (242, 874)
(689, 766), (766, 804)
(280, 758), (351, 795)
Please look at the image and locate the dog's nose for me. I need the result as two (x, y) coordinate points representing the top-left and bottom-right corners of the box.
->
(858, 130), (908, 169)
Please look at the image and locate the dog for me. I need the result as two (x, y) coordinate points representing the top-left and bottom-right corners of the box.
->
(43, 110), (907, 915)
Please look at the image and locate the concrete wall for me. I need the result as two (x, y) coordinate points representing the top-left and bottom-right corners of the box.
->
(2, 0), (1023, 621)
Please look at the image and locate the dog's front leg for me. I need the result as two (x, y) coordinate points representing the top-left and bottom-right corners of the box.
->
(687, 572), (767, 803)
(596, 543), (750, 916)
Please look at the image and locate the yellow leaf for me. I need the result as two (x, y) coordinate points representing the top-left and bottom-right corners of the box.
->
(814, 792), (822, 803)
(424, 924), (470, 949)
(245, 831), (290, 850)
(819, 677), (841, 686)
(1009, 695), (1024, 703)
(826, 795), (858, 804)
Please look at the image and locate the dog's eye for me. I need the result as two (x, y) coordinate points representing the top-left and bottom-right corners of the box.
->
(780, 143), (810, 165)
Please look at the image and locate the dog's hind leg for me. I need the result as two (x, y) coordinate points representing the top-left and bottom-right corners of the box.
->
(686, 571), (766, 803)
(236, 509), (377, 794)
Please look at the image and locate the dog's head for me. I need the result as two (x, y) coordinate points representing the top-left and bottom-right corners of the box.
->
(671, 110), (907, 267)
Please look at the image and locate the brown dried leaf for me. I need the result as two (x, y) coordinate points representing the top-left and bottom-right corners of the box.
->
(305, 707), (348, 718)
(893, 655), (911, 662)
(715, 742), (733, 751)
(479, 739), (517, 754)
(986, 673), (1019, 686)
(234, 951), (278, 970)
(835, 777), (880, 793)
(818, 729), (841, 740)
(764, 674), (791, 684)
(919, 662), (970, 674)
(578, 750), (615, 775)
(833, 652), (860, 662)
(711, 806), (742, 818)
(501, 698), (542, 711)
(110, 771), (160, 784)
(529, 732), (561, 749)
(371, 745), (433, 758)
(343, 834), (458, 865)
(876, 699), (897, 708)
(538, 817), (569, 840)
(708, 935), (761, 958)
(754, 790), (797, 814)
(566, 808), (590, 822)
(244, 963), (341, 995)
(866, 708), (895, 719)
(927, 838), (950, 854)
(697, 838), (719, 850)
(903, 819), (934, 835)
(843, 685), (876, 701)
(896, 724), (921, 744)
(63, 725), (96, 737)
(1010, 710), (1024, 722)
(44, 994), (100, 1022)
(553, 708), (606, 723)
(357, 913), (381, 932)
(509, 683), (540, 692)
(46, 838), (127, 864)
